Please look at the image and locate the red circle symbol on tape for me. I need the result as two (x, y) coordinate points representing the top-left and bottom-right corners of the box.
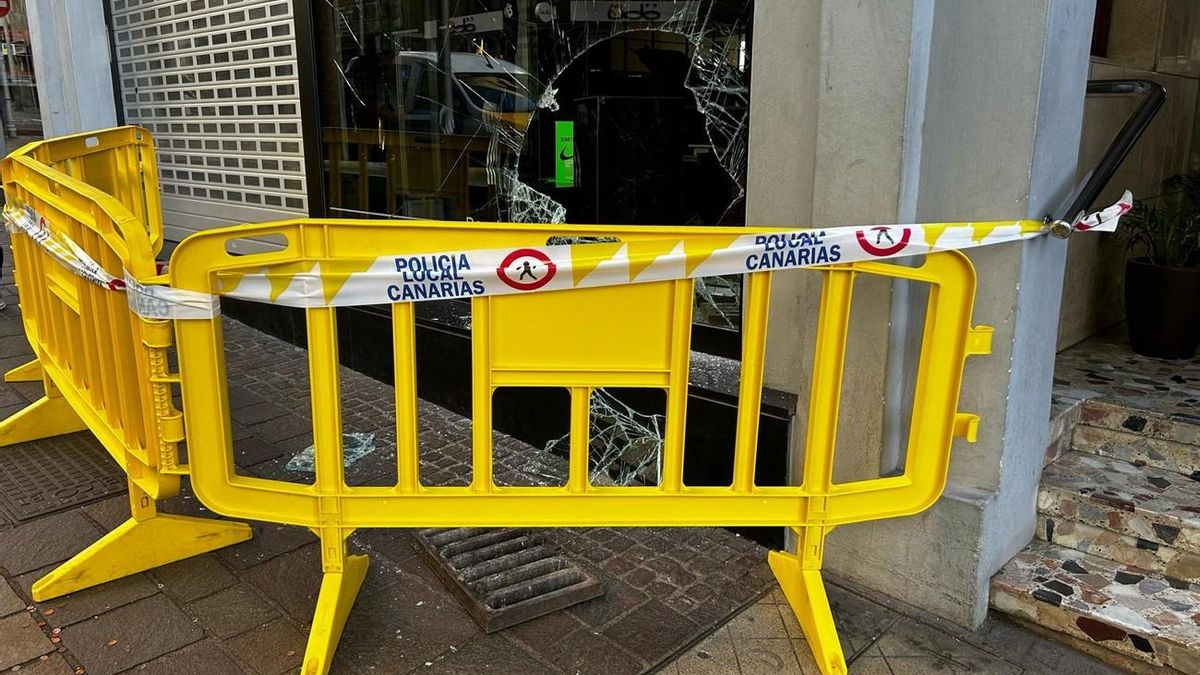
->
(856, 226), (911, 257)
(0, 2), (10, 19)
(497, 248), (557, 291)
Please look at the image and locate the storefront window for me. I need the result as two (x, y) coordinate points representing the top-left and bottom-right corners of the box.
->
(0, 2), (43, 145)
(312, 0), (753, 340)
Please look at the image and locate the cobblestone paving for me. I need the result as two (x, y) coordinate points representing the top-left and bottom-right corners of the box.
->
(0, 235), (1122, 674)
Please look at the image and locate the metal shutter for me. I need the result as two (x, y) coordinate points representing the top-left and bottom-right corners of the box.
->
(108, 0), (308, 242)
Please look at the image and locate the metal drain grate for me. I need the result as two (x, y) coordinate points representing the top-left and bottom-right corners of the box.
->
(414, 528), (604, 633)
(0, 432), (127, 522)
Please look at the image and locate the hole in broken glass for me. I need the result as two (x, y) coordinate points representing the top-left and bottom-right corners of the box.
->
(525, 388), (666, 487)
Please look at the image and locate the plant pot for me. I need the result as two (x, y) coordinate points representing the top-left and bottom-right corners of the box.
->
(1124, 257), (1200, 359)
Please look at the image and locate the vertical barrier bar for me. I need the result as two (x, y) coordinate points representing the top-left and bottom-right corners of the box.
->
(802, 270), (856, 495)
(661, 279), (694, 492)
(307, 311), (345, 493)
(568, 386), (590, 493)
(470, 298), (493, 492)
(732, 271), (772, 492)
(392, 303), (419, 492)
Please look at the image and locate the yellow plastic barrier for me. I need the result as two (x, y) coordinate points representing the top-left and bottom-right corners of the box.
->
(167, 219), (993, 675)
(0, 127), (251, 600)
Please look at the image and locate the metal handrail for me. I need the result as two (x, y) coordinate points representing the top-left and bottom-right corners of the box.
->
(1057, 79), (1166, 222)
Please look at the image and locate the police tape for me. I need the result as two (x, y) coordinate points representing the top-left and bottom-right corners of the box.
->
(3, 204), (127, 291)
(2, 204), (218, 320)
(5, 193), (1132, 320)
(216, 192), (1131, 312)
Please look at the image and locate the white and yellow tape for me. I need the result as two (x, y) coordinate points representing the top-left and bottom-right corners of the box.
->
(218, 192), (1131, 311)
(4, 192), (1132, 320)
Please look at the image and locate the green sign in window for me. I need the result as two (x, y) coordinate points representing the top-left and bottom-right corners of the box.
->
(554, 120), (575, 188)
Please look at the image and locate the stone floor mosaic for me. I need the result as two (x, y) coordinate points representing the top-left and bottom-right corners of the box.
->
(1053, 327), (1200, 429)
(991, 540), (1200, 673)
(996, 327), (1200, 672)
(1040, 452), (1200, 557)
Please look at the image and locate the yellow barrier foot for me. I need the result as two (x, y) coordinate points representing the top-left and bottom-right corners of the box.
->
(768, 550), (847, 675)
(31, 514), (253, 601)
(3, 358), (41, 382)
(302, 554), (369, 675)
(0, 395), (88, 446)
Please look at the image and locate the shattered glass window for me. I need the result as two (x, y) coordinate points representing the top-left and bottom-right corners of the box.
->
(312, 0), (754, 333)
(312, 0), (756, 486)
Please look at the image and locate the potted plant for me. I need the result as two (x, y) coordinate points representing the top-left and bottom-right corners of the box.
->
(1121, 174), (1200, 359)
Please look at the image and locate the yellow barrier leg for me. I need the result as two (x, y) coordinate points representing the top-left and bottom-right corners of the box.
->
(302, 531), (368, 675)
(0, 394), (88, 446)
(769, 527), (846, 675)
(4, 358), (42, 382)
(32, 482), (253, 601)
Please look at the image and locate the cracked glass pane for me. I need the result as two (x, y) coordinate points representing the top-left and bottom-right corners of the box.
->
(312, 1), (754, 481)
(530, 389), (665, 486)
(313, 0), (753, 317)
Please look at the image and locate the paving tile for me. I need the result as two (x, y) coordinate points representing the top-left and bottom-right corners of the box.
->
(247, 414), (311, 445)
(421, 633), (556, 674)
(0, 611), (55, 669)
(224, 618), (305, 675)
(727, 599), (788, 639)
(1021, 636), (1128, 675)
(350, 527), (419, 563)
(826, 583), (898, 655)
(216, 521), (315, 571)
(240, 542), (403, 631)
(0, 577), (25, 616)
(504, 605), (587, 655)
(329, 566), (481, 674)
(59, 594), (204, 675)
(872, 620), (1022, 674)
(81, 496), (130, 532)
(959, 615), (1039, 664)
(674, 628), (739, 675)
(6, 653), (76, 675)
(119, 638), (243, 675)
(541, 627), (644, 675)
(0, 510), (101, 575)
(230, 401), (288, 426)
(845, 644), (906, 675)
(567, 577), (648, 629)
(14, 566), (158, 628)
(603, 598), (700, 664)
(146, 554), (236, 605)
(733, 637), (806, 675)
(185, 583), (279, 639)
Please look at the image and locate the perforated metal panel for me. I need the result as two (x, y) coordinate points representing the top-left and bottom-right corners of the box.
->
(109, 0), (308, 240)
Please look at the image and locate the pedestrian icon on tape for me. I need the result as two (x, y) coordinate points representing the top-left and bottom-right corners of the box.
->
(497, 248), (557, 291)
(856, 226), (912, 257)
(518, 261), (537, 282)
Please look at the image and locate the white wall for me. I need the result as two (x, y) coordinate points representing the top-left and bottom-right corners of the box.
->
(25, 0), (117, 136)
(747, 0), (1096, 627)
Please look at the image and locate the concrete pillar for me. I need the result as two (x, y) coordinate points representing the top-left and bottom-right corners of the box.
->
(747, 0), (1095, 627)
(25, 0), (117, 136)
